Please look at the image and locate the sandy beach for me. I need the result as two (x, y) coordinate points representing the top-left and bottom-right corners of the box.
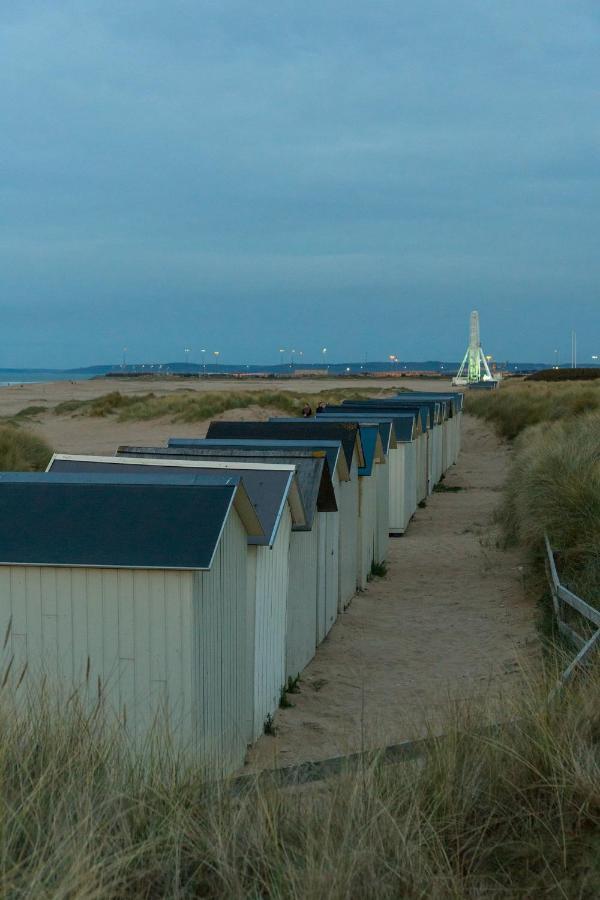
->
(0, 375), (455, 455)
(245, 414), (539, 770)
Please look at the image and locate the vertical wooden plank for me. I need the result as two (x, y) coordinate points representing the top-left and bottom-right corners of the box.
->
(179, 574), (194, 753)
(40, 568), (59, 684)
(55, 568), (73, 682)
(70, 568), (89, 687)
(101, 569), (120, 696)
(132, 569), (151, 741)
(0, 568), (13, 674)
(117, 569), (135, 736)
(148, 571), (167, 732)
(85, 569), (104, 702)
(164, 571), (182, 738)
(25, 568), (43, 680)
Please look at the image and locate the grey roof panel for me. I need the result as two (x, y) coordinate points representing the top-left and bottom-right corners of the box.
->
(207, 420), (361, 472)
(115, 445), (336, 520)
(0, 473), (238, 570)
(169, 438), (344, 485)
(333, 406), (418, 442)
(318, 410), (393, 452)
(50, 457), (294, 547)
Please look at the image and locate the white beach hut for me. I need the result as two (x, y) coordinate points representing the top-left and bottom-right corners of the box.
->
(0, 471), (262, 773)
(206, 421), (364, 612)
(49, 453), (305, 742)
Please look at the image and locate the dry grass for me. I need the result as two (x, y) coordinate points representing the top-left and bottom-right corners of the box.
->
(501, 411), (600, 608)
(52, 388), (395, 424)
(0, 425), (52, 471)
(465, 380), (600, 440)
(0, 661), (598, 898)
(467, 380), (600, 609)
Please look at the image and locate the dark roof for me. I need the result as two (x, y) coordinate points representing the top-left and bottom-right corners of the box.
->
(381, 396), (449, 420)
(318, 409), (393, 452)
(334, 406), (418, 442)
(340, 399), (431, 430)
(206, 420), (362, 473)
(117, 445), (337, 521)
(169, 438), (345, 483)
(49, 456), (297, 547)
(397, 392), (463, 412)
(265, 419), (364, 469)
(0, 472), (242, 570)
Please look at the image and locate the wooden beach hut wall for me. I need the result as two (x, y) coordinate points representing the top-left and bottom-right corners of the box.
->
(339, 405), (419, 534)
(114, 442), (337, 680)
(0, 472), (262, 773)
(315, 413), (389, 573)
(169, 437), (343, 645)
(344, 398), (444, 491)
(49, 454), (304, 741)
(206, 421), (363, 612)
(265, 419), (365, 605)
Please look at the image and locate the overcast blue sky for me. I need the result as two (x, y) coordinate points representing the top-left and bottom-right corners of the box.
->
(1, 1), (599, 367)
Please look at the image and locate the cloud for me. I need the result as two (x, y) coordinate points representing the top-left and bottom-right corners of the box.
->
(1, 1), (599, 366)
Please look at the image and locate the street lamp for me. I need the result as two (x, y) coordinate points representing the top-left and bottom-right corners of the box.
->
(122, 347), (127, 369)
(322, 347), (327, 371)
(213, 350), (220, 371)
(184, 347), (191, 371)
(279, 348), (286, 369)
(201, 349), (206, 375)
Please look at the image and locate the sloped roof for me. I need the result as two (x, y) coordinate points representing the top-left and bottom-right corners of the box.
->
(263, 419), (365, 469)
(205, 419), (365, 477)
(115, 445), (337, 523)
(340, 399), (431, 431)
(49, 455), (303, 547)
(318, 409), (393, 453)
(0, 472), (259, 570)
(335, 405), (418, 442)
(169, 438), (347, 484)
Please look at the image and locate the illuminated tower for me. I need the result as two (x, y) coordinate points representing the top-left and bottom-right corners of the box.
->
(453, 310), (494, 385)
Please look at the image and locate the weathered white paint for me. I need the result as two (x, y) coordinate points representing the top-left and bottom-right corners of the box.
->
(286, 523), (319, 679)
(357, 472), (378, 588)
(338, 456), (360, 609)
(248, 505), (292, 739)
(374, 460), (390, 563)
(0, 508), (251, 774)
(317, 509), (339, 642)
(387, 442), (417, 534)
(415, 434), (428, 502)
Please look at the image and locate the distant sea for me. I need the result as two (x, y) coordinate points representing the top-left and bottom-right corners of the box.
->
(0, 370), (98, 387)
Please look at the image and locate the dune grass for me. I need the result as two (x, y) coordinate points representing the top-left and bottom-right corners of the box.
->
(0, 424), (52, 471)
(0, 659), (597, 898)
(52, 388), (394, 423)
(464, 379), (600, 440)
(467, 381), (600, 609)
(500, 411), (600, 608)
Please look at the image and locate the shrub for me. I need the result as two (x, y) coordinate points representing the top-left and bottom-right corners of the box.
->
(51, 388), (396, 424)
(0, 425), (52, 471)
(500, 411), (600, 605)
(465, 381), (600, 439)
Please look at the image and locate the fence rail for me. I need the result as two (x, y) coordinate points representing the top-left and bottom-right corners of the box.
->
(544, 535), (600, 694)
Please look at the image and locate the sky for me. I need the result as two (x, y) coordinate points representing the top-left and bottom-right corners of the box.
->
(1, 1), (599, 368)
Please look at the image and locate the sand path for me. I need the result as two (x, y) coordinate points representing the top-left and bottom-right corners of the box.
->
(246, 415), (539, 771)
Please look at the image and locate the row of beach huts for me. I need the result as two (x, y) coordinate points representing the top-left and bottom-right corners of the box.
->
(0, 391), (463, 772)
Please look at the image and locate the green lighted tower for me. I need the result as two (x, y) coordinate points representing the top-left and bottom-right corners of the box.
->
(453, 310), (494, 385)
